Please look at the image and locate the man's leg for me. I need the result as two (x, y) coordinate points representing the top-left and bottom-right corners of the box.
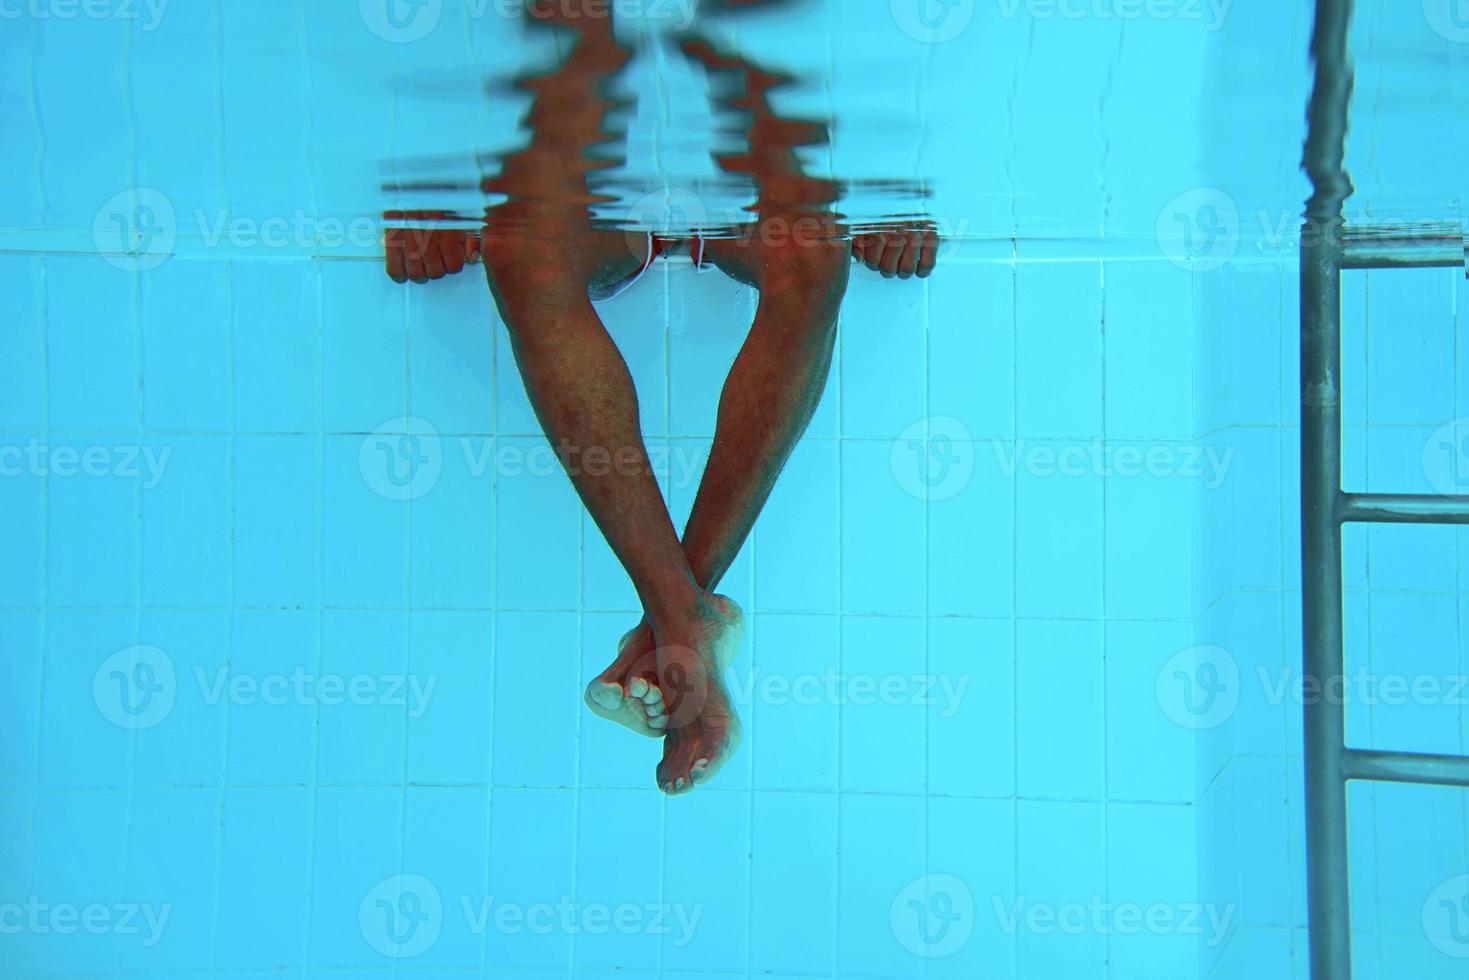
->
(485, 239), (747, 794)
(585, 229), (850, 766)
(585, 32), (855, 755)
(679, 238), (849, 587)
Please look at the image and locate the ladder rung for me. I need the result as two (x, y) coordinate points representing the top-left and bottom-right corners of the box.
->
(1343, 749), (1469, 788)
(1339, 222), (1468, 274)
(1338, 492), (1469, 525)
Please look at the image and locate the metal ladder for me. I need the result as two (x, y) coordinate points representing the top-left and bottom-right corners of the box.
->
(1300, 2), (1469, 977)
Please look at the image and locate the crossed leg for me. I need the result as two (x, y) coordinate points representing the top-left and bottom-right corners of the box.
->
(384, 6), (932, 795)
(583, 232), (850, 762)
(484, 222), (759, 793)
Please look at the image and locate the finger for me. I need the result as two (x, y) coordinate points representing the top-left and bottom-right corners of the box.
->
(917, 230), (939, 277)
(465, 235), (483, 265)
(862, 234), (887, 272)
(423, 244), (446, 280)
(407, 256), (430, 285)
(438, 234), (465, 276)
(406, 228), (435, 262)
(879, 232), (903, 278)
(897, 231), (923, 279)
(385, 236), (409, 284)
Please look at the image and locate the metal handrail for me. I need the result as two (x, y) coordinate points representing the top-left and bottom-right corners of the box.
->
(1299, 2), (1469, 978)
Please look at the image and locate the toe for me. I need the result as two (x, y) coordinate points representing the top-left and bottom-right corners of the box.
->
(586, 679), (625, 711)
(626, 676), (650, 699)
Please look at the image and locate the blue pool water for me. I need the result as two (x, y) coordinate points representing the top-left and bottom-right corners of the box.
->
(2, 1), (1469, 978)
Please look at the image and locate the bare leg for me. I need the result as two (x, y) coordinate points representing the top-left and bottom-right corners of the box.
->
(586, 231), (849, 753)
(486, 246), (747, 795)
(680, 238), (849, 589)
(478, 7), (746, 794)
(587, 36), (853, 773)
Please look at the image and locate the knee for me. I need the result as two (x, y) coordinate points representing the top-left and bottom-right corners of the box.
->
(766, 238), (850, 312)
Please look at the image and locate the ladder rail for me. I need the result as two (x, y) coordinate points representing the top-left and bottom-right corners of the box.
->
(1300, 2), (1356, 976)
(1298, 3), (1469, 977)
(1301, 216), (1353, 980)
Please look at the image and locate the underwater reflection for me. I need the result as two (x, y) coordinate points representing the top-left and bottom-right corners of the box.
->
(384, 1), (937, 284)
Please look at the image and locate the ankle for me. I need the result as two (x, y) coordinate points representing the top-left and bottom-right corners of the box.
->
(640, 577), (709, 635)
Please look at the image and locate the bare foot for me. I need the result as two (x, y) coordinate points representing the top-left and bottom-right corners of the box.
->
(584, 623), (665, 738)
(583, 601), (741, 739)
(651, 594), (744, 795)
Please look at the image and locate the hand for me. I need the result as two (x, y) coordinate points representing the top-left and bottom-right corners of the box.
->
(384, 222), (482, 284)
(850, 223), (939, 280)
